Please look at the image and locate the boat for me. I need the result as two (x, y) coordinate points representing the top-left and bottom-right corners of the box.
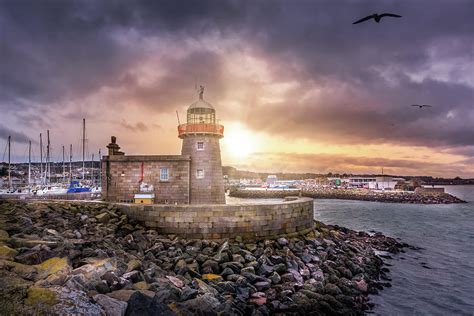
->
(67, 181), (91, 193)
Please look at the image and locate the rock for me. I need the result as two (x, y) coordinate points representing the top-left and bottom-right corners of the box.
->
(231, 253), (245, 264)
(354, 279), (368, 293)
(254, 281), (271, 291)
(0, 229), (9, 241)
(280, 273), (295, 283)
(107, 289), (155, 302)
(0, 245), (18, 260)
(166, 275), (185, 288)
(202, 273), (224, 282)
(269, 272), (281, 284)
(25, 286), (58, 306)
(201, 260), (220, 274)
(0, 271), (33, 314)
(257, 263), (273, 276)
(241, 266), (255, 274)
(245, 243), (257, 252)
(277, 238), (289, 246)
(249, 292), (267, 306)
(273, 263), (287, 274)
(125, 291), (176, 316)
(192, 278), (218, 296)
(126, 259), (142, 272)
(180, 286), (198, 301)
(94, 294), (128, 316)
(35, 257), (71, 281)
(325, 283), (342, 296)
(220, 261), (243, 273)
(288, 269), (304, 285)
(213, 240), (228, 262)
(175, 293), (220, 314)
(0, 259), (37, 280)
(122, 271), (143, 283)
(132, 281), (149, 290)
(95, 212), (110, 223)
(72, 258), (117, 281)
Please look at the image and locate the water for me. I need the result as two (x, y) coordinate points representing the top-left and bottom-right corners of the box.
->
(313, 186), (474, 315)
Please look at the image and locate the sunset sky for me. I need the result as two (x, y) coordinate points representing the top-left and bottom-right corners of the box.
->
(1, 0), (473, 177)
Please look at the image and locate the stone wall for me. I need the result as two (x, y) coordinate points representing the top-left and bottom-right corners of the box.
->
(102, 155), (191, 204)
(181, 135), (225, 204)
(414, 187), (445, 194)
(115, 197), (314, 240)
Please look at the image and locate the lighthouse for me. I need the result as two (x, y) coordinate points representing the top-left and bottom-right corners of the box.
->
(178, 86), (225, 204)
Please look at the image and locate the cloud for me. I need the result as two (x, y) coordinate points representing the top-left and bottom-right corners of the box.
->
(120, 120), (149, 132)
(0, 0), (473, 175)
(237, 151), (474, 178)
(0, 125), (30, 144)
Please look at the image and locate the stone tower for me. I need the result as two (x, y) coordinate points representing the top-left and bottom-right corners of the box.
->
(178, 86), (225, 204)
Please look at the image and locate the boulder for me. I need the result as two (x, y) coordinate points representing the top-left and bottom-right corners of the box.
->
(0, 245), (18, 260)
(125, 291), (176, 316)
(95, 213), (110, 224)
(94, 294), (128, 316)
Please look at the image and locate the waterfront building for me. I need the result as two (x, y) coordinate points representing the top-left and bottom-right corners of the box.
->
(101, 87), (225, 204)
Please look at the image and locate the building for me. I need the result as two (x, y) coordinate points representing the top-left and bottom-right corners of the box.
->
(101, 87), (225, 204)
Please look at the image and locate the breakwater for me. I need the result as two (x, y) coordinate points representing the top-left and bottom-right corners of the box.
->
(0, 200), (404, 315)
(230, 188), (466, 204)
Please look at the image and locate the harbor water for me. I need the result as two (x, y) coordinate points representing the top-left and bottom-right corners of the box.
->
(313, 185), (474, 315)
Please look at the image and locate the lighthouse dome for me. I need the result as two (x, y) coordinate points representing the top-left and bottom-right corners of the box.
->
(186, 86), (216, 124)
(188, 99), (214, 111)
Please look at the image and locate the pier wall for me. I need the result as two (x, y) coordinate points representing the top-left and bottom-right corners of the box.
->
(115, 197), (314, 240)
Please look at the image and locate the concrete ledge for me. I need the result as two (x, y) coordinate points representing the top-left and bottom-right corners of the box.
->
(114, 197), (314, 241)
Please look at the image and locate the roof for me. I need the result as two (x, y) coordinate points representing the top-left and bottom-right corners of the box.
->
(188, 99), (214, 111)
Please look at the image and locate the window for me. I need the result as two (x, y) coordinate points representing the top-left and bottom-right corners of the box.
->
(160, 168), (169, 181)
(196, 169), (204, 179)
(197, 141), (204, 151)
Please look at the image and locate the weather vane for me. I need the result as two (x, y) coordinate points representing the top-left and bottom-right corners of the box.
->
(199, 85), (204, 99)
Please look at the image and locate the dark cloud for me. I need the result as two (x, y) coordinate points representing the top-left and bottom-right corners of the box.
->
(0, 124), (30, 143)
(0, 0), (472, 166)
(119, 120), (148, 132)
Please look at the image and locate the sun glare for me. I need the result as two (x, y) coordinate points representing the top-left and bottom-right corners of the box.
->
(223, 123), (256, 160)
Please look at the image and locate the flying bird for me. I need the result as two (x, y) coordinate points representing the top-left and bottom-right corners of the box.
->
(353, 13), (402, 24)
(411, 104), (433, 109)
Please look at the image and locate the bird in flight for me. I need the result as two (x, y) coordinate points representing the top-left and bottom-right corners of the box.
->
(411, 104), (433, 109)
(353, 13), (402, 24)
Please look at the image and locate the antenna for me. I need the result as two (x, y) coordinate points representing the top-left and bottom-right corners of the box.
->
(176, 110), (181, 125)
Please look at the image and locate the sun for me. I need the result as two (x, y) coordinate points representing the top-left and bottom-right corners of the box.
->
(223, 123), (256, 160)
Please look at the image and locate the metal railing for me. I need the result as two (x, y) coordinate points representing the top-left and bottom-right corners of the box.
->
(178, 123), (224, 137)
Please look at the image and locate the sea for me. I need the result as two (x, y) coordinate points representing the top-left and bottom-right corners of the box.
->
(227, 186), (474, 315)
(313, 185), (474, 316)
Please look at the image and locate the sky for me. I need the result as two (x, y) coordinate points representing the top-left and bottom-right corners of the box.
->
(0, 0), (473, 177)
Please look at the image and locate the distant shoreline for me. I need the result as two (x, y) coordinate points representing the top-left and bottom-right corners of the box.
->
(230, 188), (467, 204)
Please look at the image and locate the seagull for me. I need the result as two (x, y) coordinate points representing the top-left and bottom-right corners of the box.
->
(411, 104), (433, 109)
(353, 13), (402, 24)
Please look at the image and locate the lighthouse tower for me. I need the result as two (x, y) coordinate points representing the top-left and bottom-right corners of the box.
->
(178, 86), (225, 204)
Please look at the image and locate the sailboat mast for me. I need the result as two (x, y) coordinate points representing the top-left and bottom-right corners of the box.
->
(91, 153), (94, 185)
(28, 140), (31, 186)
(40, 133), (43, 184)
(46, 130), (50, 184)
(99, 149), (101, 187)
(82, 118), (85, 180)
(62, 145), (65, 183)
(69, 144), (72, 182)
(8, 136), (11, 189)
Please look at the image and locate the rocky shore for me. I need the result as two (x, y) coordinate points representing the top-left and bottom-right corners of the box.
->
(230, 188), (466, 204)
(0, 199), (405, 315)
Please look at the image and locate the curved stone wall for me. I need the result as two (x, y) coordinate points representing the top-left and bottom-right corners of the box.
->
(115, 197), (314, 240)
